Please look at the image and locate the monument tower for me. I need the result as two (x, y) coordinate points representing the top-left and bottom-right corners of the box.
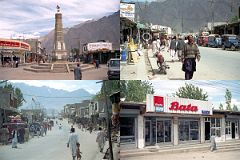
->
(52, 5), (67, 60)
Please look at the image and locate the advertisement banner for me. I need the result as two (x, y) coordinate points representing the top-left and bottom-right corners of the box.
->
(146, 94), (213, 115)
(87, 42), (112, 52)
(120, 2), (135, 21)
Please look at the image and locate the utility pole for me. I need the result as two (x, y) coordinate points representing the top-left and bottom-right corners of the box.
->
(209, 0), (215, 33)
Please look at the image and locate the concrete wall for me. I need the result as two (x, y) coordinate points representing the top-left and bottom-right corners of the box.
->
(137, 115), (144, 148)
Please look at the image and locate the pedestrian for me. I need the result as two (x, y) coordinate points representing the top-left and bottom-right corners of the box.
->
(176, 36), (185, 61)
(74, 63), (82, 80)
(36, 127), (41, 138)
(12, 129), (18, 148)
(67, 128), (80, 160)
(169, 36), (178, 61)
(96, 127), (106, 153)
(182, 35), (201, 80)
(44, 123), (47, 136)
(96, 59), (99, 69)
(152, 37), (158, 56)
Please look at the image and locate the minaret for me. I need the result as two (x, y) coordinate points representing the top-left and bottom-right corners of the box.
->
(53, 5), (67, 60)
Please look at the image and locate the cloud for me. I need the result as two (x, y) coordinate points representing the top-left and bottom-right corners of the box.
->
(0, 0), (119, 38)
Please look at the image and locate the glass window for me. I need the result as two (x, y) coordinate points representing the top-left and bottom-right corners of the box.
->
(179, 120), (199, 141)
(190, 121), (198, 129)
(216, 129), (221, 137)
(190, 130), (199, 140)
(216, 118), (220, 127)
(120, 117), (135, 143)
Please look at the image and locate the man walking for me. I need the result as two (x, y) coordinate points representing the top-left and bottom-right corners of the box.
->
(169, 36), (177, 61)
(182, 35), (201, 80)
(67, 128), (80, 160)
(74, 63), (82, 80)
(96, 127), (106, 153)
(177, 36), (185, 61)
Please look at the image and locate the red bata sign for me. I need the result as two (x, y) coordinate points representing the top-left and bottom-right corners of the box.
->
(169, 102), (198, 112)
(147, 95), (212, 115)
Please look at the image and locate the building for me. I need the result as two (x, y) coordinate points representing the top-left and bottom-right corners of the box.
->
(0, 38), (31, 66)
(0, 88), (18, 128)
(120, 95), (240, 149)
(24, 39), (43, 63)
(214, 21), (240, 36)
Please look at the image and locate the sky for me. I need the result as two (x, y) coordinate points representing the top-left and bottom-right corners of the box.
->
(151, 80), (240, 109)
(10, 80), (102, 94)
(0, 0), (119, 39)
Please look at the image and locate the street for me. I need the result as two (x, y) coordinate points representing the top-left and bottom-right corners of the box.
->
(120, 150), (240, 160)
(0, 65), (108, 80)
(148, 46), (240, 80)
(0, 119), (104, 160)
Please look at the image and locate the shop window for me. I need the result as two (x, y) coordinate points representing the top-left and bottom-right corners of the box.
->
(225, 121), (231, 135)
(179, 120), (199, 142)
(210, 118), (221, 137)
(120, 117), (135, 143)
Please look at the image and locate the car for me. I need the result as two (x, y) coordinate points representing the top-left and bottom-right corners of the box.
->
(222, 34), (240, 50)
(107, 58), (120, 80)
(208, 34), (222, 48)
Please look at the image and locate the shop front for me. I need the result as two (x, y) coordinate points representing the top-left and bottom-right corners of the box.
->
(120, 95), (240, 149)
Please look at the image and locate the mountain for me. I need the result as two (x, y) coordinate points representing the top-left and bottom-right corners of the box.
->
(12, 83), (94, 112)
(40, 11), (120, 53)
(135, 0), (239, 33)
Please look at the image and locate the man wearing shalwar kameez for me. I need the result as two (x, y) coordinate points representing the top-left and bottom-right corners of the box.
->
(67, 128), (80, 160)
(12, 129), (18, 148)
(96, 127), (106, 153)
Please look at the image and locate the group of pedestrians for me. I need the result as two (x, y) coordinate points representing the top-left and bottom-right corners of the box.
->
(152, 34), (201, 80)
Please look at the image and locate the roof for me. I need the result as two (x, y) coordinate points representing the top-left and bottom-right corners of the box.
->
(213, 109), (240, 115)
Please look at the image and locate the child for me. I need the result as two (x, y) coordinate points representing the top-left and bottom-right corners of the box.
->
(76, 143), (82, 160)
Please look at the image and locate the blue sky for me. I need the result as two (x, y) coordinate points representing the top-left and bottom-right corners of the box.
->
(151, 80), (240, 109)
(10, 80), (102, 94)
(0, 0), (119, 39)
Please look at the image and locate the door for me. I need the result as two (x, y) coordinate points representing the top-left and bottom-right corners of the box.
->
(205, 122), (210, 140)
(232, 122), (236, 139)
(145, 120), (151, 145)
(156, 120), (171, 143)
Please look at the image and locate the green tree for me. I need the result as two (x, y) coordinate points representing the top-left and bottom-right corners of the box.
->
(125, 81), (154, 102)
(233, 104), (238, 111)
(225, 89), (232, 111)
(95, 80), (120, 100)
(175, 83), (208, 100)
(230, 15), (239, 23)
(219, 103), (224, 110)
(1, 83), (25, 108)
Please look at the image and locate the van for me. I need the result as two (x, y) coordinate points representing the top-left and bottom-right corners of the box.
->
(107, 58), (120, 80)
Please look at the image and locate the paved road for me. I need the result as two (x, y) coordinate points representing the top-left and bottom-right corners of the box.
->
(0, 65), (108, 80)
(148, 46), (240, 80)
(121, 150), (240, 160)
(0, 120), (104, 160)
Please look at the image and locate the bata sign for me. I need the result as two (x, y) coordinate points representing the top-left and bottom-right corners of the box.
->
(146, 94), (212, 115)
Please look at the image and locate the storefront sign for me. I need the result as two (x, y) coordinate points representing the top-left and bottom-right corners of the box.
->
(120, 2), (135, 22)
(146, 94), (212, 115)
(87, 42), (112, 52)
(0, 39), (30, 51)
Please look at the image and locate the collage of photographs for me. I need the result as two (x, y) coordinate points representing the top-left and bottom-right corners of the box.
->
(0, 0), (240, 160)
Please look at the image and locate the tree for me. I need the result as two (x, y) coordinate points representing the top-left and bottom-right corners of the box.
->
(230, 15), (239, 23)
(124, 81), (154, 102)
(233, 104), (238, 112)
(175, 83), (208, 101)
(219, 103), (224, 110)
(1, 83), (25, 108)
(95, 80), (120, 100)
(225, 89), (232, 111)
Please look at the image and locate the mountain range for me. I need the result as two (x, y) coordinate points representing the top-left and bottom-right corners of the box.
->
(135, 0), (239, 33)
(12, 83), (94, 112)
(40, 11), (120, 53)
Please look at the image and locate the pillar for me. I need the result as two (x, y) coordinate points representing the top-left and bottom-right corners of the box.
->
(138, 115), (144, 148)
(200, 117), (205, 143)
(221, 116), (226, 142)
(173, 116), (178, 146)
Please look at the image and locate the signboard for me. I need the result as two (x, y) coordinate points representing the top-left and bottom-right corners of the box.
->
(147, 94), (212, 115)
(0, 39), (30, 51)
(87, 42), (112, 52)
(120, 2), (135, 21)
